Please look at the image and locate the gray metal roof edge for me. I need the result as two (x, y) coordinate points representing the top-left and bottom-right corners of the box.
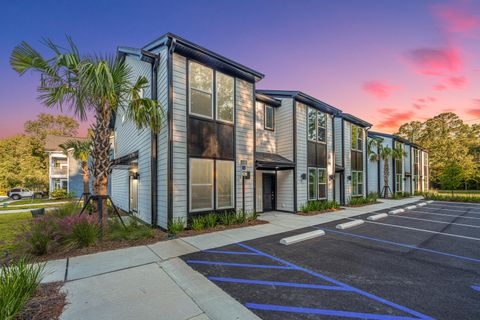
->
(368, 131), (427, 151)
(340, 113), (372, 128)
(255, 93), (282, 107)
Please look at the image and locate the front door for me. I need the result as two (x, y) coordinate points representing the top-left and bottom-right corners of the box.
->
(262, 173), (276, 212)
(129, 175), (138, 213)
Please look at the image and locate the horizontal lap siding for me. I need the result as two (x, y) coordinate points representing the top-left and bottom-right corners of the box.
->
(344, 122), (352, 202)
(276, 170), (294, 212)
(404, 145), (412, 193)
(255, 102), (276, 153)
(111, 170), (129, 211)
(156, 47), (169, 228)
(236, 79), (255, 212)
(296, 102), (307, 209)
(327, 114), (334, 200)
(334, 118), (343, 167)
(172, 54), (188, 221)
(112, 55), (151, 223)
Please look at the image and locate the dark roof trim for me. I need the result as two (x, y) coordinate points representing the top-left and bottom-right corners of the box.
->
(256, 90), (341, 115)
(255, 152), (295, 170)
(255, 93), (281, 107)
(368, 131), (426, 151)
(141, 33), (264, 82)
(340, 113), (372, 128)
(111, 151), (139, 166)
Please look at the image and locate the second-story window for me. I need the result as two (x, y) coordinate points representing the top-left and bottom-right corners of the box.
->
(308, 108), (326, 143)
(189, 61), (213, 119)
(264, 105), (274, 130)
(351, 125), (363, 151)
(216, 72), (234, 123)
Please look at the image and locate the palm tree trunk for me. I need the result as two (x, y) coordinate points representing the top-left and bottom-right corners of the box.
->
(384, 159), (389, 198)
(92, 107), (112, 231)
(81, 161), (89, 204)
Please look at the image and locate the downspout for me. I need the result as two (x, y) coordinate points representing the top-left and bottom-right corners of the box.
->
(365, 126), (371, 196)
(293, 100), (297, 212)
(167, 39), (176, 226)
(377, 141), (380, 194)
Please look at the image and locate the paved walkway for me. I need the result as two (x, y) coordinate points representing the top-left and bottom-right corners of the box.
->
(39, 197), (422, 320)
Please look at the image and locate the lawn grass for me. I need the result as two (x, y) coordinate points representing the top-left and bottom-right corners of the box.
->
(6, 198), (73, 206)
(436, 190), (480, 196)
(0, 212), (32, 255)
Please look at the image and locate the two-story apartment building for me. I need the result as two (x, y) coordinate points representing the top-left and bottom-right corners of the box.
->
(110, 33), (428, 228)
(367, 131), (429, 196)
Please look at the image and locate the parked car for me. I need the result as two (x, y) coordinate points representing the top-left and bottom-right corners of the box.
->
(7, 188), (44, 200)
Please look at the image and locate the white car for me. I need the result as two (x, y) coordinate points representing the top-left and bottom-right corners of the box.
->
(7, 188), (43, 200)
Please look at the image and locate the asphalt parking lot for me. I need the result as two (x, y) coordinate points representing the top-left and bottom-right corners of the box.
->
(182, 201), (480, 320)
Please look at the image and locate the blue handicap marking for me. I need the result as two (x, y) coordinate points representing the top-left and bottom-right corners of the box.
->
(471, 285), (480, 292)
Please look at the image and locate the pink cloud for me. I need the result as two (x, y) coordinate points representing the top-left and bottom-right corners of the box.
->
(428, 97), (437, 102)
(466, 108), (480, 117)
(413, 103), (425, 110)
(432, 3), (480, 33)
(447, 76), (467, 88)
(376, 108), (415, 130)
(362, 81), (399, 99)
(433, 83), (447, 91)
(405, 47), (462, 76)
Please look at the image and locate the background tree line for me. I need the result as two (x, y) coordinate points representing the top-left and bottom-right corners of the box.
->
(0, 113), (79, 194)
(396, 112), (480, 190)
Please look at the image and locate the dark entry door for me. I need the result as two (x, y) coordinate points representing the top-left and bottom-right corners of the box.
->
(262, 173), (276, 212)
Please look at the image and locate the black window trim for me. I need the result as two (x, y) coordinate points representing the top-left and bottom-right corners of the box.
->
(264, 103), (275, 131)
(188, 60), (214, 120)
(307, 107), (327, 144)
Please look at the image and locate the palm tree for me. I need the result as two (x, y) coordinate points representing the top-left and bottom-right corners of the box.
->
(10, 37), (163, 229)
(368, 137), (406, 198)
(60, 139), (91, 203)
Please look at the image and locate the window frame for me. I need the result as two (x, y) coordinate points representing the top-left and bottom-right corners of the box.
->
(215, 71), (234, 124)
(264, 104), (275, 131)
(351, 125), (364, 152)
(188, 61), (214, 120)
(307, 107), (327, 144)
(308, 167), (318, 200)
(189, 158), (215, 212)
(317, 168), (327, 200)
(351, 171), (364, 196)
(215, 160), (235, 210)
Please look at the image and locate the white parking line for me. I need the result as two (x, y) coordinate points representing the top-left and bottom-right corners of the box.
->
(426, 204), (480, 210)
(389, 215), (480, 229)
(409, 210), (480, 221)
(418, 207), (480, 215)
(346, 218), (480, 241)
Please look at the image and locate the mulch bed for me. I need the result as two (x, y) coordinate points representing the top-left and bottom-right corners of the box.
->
(15, 282), (67, 320)
(178, 219), (268, 237)
(296, 208), (343, 216)
(346, 201), (382, 207)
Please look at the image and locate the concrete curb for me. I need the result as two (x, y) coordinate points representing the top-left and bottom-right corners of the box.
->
(426, 200), (434, 204)
(418, 202), (428, 207)
(367, 213), (388, 221)
(388, 208), (405, 215)
(280, 230), (325, 245)
(404, 205), (417, 210)
(336, 219), (364, 230)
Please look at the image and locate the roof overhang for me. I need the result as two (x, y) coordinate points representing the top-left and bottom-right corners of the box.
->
(368, 131), (427, 151)
(341, 113), (372, 128)
(255, 93), (282, 107)
(111, 151), (139, 167)
(256, 152), (295, 170)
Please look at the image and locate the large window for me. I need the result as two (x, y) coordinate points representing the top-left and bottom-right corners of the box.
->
(216, 160), (234, 209)
(264, 104), (274, 130)
(189, 61), (213, 119)
(351, 125), (363, 151)
(190, 158), (234, 212)
(308, 167), (327, 200)
(190, 158), (214, 211)
(216, 72), (234, 123)
(308, 108), (326, 143)
(394, 141), (403, 192)
(352, 171), (363, 196)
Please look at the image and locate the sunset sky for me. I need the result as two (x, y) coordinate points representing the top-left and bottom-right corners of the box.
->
(1, 0), (479, 138)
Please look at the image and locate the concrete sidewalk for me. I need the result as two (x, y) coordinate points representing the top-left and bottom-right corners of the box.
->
(42, 197), (421, 320)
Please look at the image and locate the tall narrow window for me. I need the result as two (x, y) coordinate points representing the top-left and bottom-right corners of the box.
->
(216, 72), (234, 123)
(357, 128), (363, 151)
(216, 160), (234, 209)
(308, 108), (317, 141)
(318, 168), (327, 199)
(190, 158), (214, 211)
(317, 112), (326, 142)
(357, 171), (363, 195)
(264, 105), (274, 130)
(189, 61), (213, 119)
(351, 125), (358, 150)
(308, 168), (317, 200)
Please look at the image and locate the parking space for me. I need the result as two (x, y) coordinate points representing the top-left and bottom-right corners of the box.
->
(182, 201), (480, 320)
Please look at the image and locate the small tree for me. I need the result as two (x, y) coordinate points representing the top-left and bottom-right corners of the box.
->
(60, 139), (91, 203)
(439, 162), (464, 196)
(368, 137), (406, 198)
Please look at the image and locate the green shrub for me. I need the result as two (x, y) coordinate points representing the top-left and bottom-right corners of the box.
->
(190, 216), (206, 231)
(300, 200), (339, 212)
(50, 189), (75, 199)
(107, 218), (154, 241)
(22, 215), (57, 255)
(58, 215), (99, 247)
(0, 258), (44, 320)
(168, 218), (185, 236)
(392, 192), (411, 199)
(50, 202), (80, 218)
(423, 192), (480, 203)
(248, 210), (258, 221)
(235, 210), (247, 224)
(205, 213), (218, 228)
(348, 193), (378, 206)
(219, 212), (236, 226)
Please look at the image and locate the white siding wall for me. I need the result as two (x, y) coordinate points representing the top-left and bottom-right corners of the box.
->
(344, 122), (352, 202)
(171, 53), (188, 221)
(334, 117), (343, 167)
(327, 114), (334, 200)
(255, 170), (263, 212)
(255, 102), (276, 154)
(276, 99), (294, 160)
(296, 102), (308, 209)
(362, 129), (367, 197)
(276, 170), (294, 211)
(155, 47), (169, 228)
(236, 79), (255, 212)
(111, 55), (152, 223)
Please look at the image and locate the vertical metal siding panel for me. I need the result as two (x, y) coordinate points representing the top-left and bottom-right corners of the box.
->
(255, 102), (276, 153)
(344, 122), (352, 202)
(111, 56), (152, 223)
(236, 79), (255, 212)
(327, 115), (334, 200)
(156, 47), (169, 228)
(172, 53), (188, 220)
(296, 102), (307, 208)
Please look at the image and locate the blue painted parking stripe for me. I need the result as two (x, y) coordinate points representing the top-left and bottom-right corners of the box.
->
(245, 303), (420, 320)
(471, 285), (480, 292)
(186, 260), (294, 269)
(317, 227), (480, 264)
(202, 250), (260, 255)
(208, 276), (349, 291)
(238, 243), (434, 320)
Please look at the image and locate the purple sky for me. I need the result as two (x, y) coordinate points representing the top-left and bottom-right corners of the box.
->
(1, 0), (479, 138)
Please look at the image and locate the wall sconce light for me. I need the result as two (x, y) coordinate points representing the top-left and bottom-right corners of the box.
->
(131, 172), (140, 180)
(301, 173), (307, 180)
(347, 175), (352, 181)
